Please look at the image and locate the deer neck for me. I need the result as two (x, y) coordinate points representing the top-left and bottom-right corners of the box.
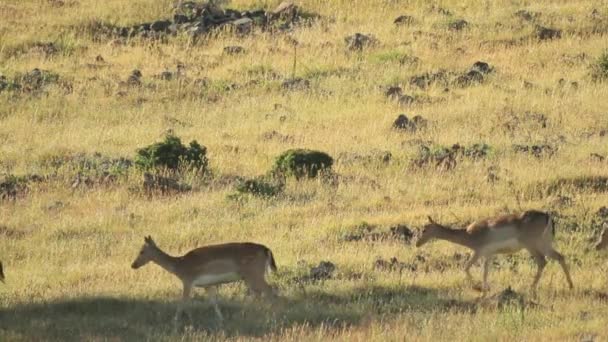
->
(151, 247), (180, 275)
(435, 226), (478, 250)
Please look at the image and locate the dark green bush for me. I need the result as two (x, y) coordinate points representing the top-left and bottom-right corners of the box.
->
(591, 50), (608, 82)
(135, 134), (208, 171)
(272, 149), (333, 179)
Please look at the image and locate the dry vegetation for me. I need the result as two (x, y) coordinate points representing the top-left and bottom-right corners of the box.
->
(1, 0), (608, 340)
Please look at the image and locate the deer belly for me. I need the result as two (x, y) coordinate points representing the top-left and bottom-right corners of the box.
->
(193, 272), (241, 287)
(484, 239), (523, 254)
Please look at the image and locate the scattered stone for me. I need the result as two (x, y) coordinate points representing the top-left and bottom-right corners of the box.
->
(309, 261), (336, 281)
(150, 20), (172, 32)
(393, 114), (416, 131)
(345, 33), (377, 51)
(448, 19), (469, 31)
(409, 70), (449, 89)
(535, 25), (561, 40)
(470, 61), (493, 74)
(29, 42), (58, 57)
(281, 77), (310, 90)
(127, 69), (142, 86)
(394, 15), (414, 26)
(590, 153), (605, 162)
(385, 86), (403, 100)
(231, 17), (254, 35)
(454, 70), (484, 86)
(337, 150), (392, 166)
(374, 257), (416, 272)
(388, 224), (415, 242)
(398, 94), (415, 106)
(223, 45), (245, 55)
(512, 144), (556, 158)
(514, 10), (540, 21)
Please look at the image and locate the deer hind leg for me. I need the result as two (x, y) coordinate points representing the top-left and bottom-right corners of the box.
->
(481, 257), (492, 293)
(241, 266), (276, 299)
(543, 247), (574, 290)
(205, 286), (224, 322)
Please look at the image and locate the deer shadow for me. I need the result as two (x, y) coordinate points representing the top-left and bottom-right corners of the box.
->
(0, 284), (475, 339)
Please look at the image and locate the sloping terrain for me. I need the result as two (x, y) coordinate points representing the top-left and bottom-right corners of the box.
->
(1, 0), (608, 340)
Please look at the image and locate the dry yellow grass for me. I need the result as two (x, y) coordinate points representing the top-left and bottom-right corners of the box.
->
(1, 0), (608, 340)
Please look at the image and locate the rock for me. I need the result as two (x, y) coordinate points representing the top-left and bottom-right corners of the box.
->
(127, 69), (142, 86)
(309, 261), (336, 281)
(454, 70), (484, 86)
(150, 20), (171, 32)
(389, 224), (415, 242)
(231, 17), (253, 35)
(393, 114), (415, 131)
(374, 257), (416, 272)
(29, 42), (58, 57)
(173, 14), (189, 24)
(597, 206), (608, 219)
(272, 149), (333, 179)
(471, 61), (492, 74)
(272, 0), (297, 18)
(398, 94), (415, 106)
(536, 25), (561, 40)
(411, 115), (428, 129)
(448, 19), (469, 31)
(590, 153), (605, 162)
(223, 45), (245, 55)
(281, 77), (310, 90)
(512, 144), (556, 158)
(345, 33), (377, 51)
(394, 15), (414, 26)
(514, 10), (540, 21)
(385, 86), (403, 100)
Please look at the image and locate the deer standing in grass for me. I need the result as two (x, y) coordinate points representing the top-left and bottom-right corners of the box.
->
(131, 236), (277, 322)
(416, 210), (574, 294)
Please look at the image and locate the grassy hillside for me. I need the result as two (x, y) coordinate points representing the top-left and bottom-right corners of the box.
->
(1, 0), (608, 340)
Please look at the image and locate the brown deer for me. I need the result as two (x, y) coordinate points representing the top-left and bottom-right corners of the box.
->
(131, 236), (277, 321)
(416, 210), (574, 294)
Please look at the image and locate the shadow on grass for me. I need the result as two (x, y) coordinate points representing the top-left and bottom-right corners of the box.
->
(0, 285), (474, 339)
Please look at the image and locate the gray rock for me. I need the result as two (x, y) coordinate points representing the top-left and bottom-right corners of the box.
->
(471, 61), (492, 74)
(345, 33), (377, 51)
(224, 46), (245, 55)
(151, 20), (172, 32)
(281, 78), (310, 90)
(536, 25), (561, 40)
(231, 17), (253, 35)
(394, 15), (414, 26)
(448, 19), (469, 31)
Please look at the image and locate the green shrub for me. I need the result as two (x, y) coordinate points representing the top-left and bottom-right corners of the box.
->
(272, 149), (333, 179)
(591, 50), (608, 82)
(135, 134), (208, 171)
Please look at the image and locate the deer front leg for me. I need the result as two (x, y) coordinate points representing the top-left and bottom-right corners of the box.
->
(464, 252), (480, 287)
(175, 282), (192, 323)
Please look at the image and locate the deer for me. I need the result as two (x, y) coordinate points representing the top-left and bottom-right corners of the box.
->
(595, 227), (608, 250)
(131, 236), (277, 322)
(416, 210), (574, 295)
